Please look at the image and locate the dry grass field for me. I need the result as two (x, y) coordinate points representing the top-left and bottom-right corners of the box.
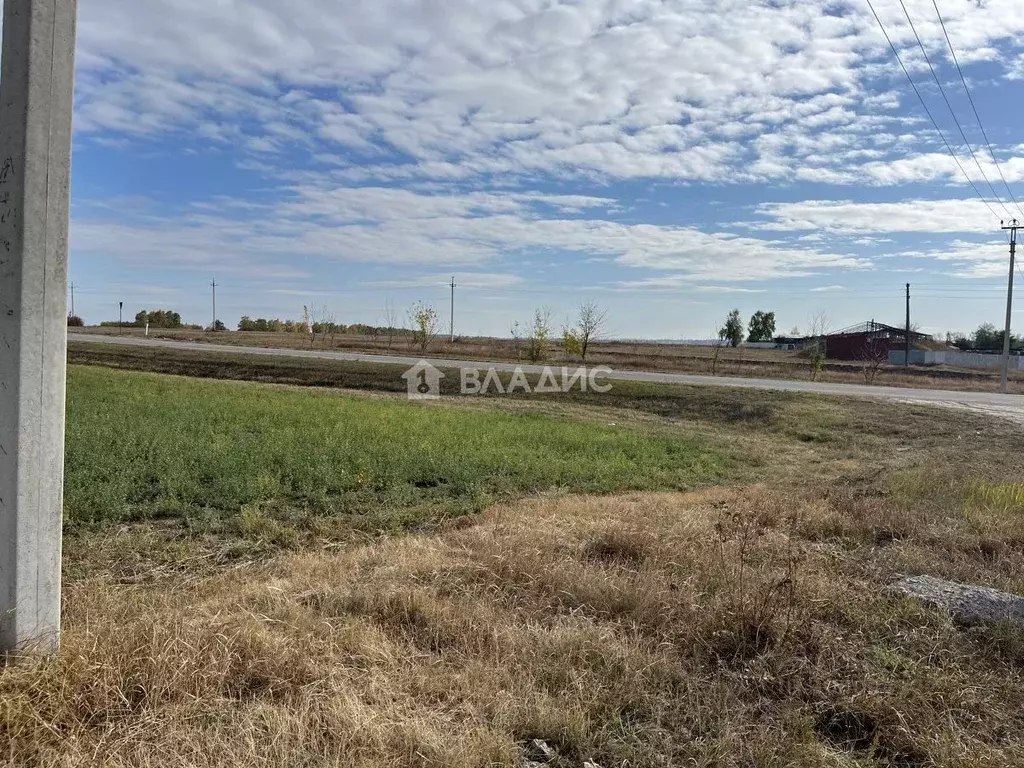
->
(71, 326), (1024, 394)
(4, 359), (1024, 766)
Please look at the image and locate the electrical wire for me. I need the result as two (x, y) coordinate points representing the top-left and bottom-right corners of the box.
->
(914, 293), (1007, 299)
(92, 282), (1018, 299)
(932, 0), (1024, 221)
(863, 0), (1004, 222)
(895, 0), (1012, 219)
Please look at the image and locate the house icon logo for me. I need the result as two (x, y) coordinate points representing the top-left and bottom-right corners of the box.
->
(402, 360), (444, 400)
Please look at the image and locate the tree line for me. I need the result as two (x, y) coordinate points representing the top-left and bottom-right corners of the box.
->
(949, 323), (1023, 352)
(717, 309), (777, 347)
(238, 316), (358, 334)
(233, 300), (611, 361)
(98, 310), (195, 329)
(100, 305), (1022, 359)
(71, 303), (1024, 357)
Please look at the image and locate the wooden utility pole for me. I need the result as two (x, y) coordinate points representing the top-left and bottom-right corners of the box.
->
(0, 0), (79, 654)
(1001, 219), (1018, 393)
(211, 278), (217, 331)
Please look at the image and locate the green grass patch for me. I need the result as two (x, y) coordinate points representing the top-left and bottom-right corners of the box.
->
(966, 480), (1024, 517)
(65, 366), (730, 530)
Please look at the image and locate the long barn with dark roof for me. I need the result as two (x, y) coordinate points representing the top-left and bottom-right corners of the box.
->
(824, 321), (933, 361)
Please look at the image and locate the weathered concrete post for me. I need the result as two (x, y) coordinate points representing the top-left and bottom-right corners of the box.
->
(0, 0), (78, 654)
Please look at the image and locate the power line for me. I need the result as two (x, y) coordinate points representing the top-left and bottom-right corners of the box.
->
(913, 284), (1006, 290)
(863, 0), (1003, 222)
(914, 293), (1010, 299)
(894, 0), (1011, 218)
(915, 293), (1007, 298)
(931, 0), (1024, 220)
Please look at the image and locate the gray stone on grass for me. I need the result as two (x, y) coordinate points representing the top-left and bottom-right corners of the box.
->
(523, 739), (556, 764)
(891, 575), (1024, 627)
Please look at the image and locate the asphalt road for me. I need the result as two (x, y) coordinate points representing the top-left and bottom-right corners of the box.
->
(71, 333), (1024, 424)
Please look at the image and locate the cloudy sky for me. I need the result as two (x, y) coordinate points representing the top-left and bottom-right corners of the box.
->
(16, 0), (1024, 337)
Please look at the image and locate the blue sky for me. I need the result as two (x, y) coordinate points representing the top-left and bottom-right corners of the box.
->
(13, 0), (1024, 338)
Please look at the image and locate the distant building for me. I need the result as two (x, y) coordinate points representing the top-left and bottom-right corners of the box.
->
(772, 335), (811, 351)
(824, 321), (932, 361)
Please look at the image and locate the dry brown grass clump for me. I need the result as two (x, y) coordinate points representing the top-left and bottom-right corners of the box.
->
(6, 486), (1024, 767)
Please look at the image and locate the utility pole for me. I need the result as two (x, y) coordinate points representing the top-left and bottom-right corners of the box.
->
(0, 0), (79, 654)
(69, 281), (75, 318)
(905, 283), (911, 369)
(1001, 219), (1018, 393)
(118, 301), (123, 334)
(449, 275), (456, 343)
(211, 277), (217, 331)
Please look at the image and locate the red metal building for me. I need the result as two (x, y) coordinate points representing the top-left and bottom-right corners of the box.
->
(823, 321), (932, 361)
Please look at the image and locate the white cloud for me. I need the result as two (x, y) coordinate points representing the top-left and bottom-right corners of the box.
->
(616, 278), (768, 293)
(859, 153), (1024, 187)
(883, 238), (1010, 277)
(10, 0), (1024, 333)
(48, 0), (1024, 188)
(72, 185), (868, 283)
(366, 273), (525, 290)
(1007, 53), (1024, 79)
(756, 198), (1006, 234)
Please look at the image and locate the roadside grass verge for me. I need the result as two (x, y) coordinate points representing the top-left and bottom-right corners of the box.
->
(65, 365), (729, 537)
(66, 340), (1011, 444)
(5, 359), (1024, 765)
(8, 487), (1024, 766)
(68, 338), (1024, 398)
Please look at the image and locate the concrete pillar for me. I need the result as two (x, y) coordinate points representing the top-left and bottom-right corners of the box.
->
(0, 0), (78, 653)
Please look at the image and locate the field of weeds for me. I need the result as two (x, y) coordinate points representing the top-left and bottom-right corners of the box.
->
(4, 363), (1024, 766)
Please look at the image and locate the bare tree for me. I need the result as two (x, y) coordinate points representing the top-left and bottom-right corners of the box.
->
(575, 301), (609, 362)
(510, 320), (524, 360)
(806, 310), (830, 382)
(710, 328), (728, 375)
(858, 340), (888, 385)
(307, 304), (333, 348)
(323, 308), (338, 347)
(807, 310), (830, 338)
(383, 297), (398, 351)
